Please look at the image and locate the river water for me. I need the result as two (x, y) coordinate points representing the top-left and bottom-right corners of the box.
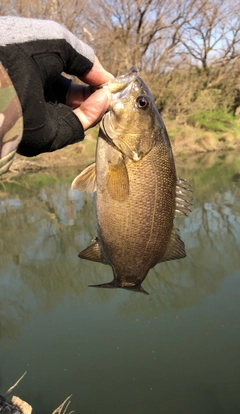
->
(0, 152), (240, 414)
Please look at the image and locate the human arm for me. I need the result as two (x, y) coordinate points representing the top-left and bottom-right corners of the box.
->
(0, 16), (112, 159)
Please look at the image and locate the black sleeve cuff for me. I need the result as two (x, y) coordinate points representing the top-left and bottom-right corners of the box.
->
(17, 103), (85, 157)
(49, 104), (84, 151)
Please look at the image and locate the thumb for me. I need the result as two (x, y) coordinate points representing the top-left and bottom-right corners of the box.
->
(73, 88), (111, 130)
(80, 56), (114, 86)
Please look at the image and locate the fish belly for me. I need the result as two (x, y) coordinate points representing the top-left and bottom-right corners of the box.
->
(96, 137), (176, 286)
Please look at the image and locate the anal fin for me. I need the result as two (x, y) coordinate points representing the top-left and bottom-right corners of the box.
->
(158, 226), (186, 263)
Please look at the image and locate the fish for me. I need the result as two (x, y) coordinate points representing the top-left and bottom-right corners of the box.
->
(71, 67), (192, 294)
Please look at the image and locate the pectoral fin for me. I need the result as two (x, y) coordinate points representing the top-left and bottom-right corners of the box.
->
(158, 227), (186, 263)
(71, 163), (96, 193)
(79, 239), (108, 264)
(106, 156), (129, 201)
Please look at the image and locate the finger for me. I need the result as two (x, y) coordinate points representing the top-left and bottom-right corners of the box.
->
(80, 56), (114, 86)
(66, 83), (95, 108)
(73, 88), (112, 130)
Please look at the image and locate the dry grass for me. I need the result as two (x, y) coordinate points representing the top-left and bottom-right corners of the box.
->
(52, 396), (74, 414)
(166, 119), (240, 155)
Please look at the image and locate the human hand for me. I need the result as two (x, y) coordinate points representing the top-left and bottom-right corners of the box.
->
(66, 56), (113, 130)
(0, 16), (113, 157)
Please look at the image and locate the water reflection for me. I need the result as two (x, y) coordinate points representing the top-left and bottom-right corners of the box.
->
(0, 153), (240, 340)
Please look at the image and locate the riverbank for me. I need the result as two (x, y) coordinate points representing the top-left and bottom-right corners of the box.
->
(2, 122), (240, 177)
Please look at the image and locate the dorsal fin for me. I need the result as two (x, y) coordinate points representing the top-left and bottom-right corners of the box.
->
(175, 177), (193, 217)
(78, 239), (108, 264)
(71, 163), (96, 193)
(158, 226), (186, 263)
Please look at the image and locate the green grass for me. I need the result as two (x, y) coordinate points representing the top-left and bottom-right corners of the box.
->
(187, 111), (239, 134)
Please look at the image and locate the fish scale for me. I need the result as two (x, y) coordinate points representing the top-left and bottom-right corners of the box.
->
(71, 67), (192, 294)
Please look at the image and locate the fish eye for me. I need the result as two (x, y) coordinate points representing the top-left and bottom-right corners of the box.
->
(136, 96), (150, 110)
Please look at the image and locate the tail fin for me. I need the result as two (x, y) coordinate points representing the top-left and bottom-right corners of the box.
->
(89, 281), (149, 295)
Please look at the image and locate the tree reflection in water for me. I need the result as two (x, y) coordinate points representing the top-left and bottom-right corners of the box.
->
(0, 154), (240, 414)
(0, 153), (240, 339)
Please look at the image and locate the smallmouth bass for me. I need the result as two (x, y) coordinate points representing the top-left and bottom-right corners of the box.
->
(72, 67), (192, 294)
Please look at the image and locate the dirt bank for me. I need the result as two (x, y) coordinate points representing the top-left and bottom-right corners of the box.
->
(4, 134), (95, 176)
(2, 129), (240, 179)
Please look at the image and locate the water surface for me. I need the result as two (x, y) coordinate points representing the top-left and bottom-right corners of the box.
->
(0, 152), (240, 414)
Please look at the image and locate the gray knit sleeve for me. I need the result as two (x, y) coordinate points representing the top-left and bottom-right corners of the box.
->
(0, 16), (95, 64)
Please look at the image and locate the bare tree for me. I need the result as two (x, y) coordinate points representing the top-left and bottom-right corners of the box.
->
(176, 0), (240, 71)
(1, 0), (240, 116)
(83, 0), (204, 74)
(0, 0), (87, 33)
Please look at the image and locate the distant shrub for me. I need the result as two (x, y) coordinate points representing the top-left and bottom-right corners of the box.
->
(187, 111), (239, 133)
(146, 64), (240, 119)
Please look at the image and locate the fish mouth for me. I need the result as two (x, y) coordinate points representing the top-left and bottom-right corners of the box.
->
(106, 66), (139, 100)
(100, 67), (139, 134)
